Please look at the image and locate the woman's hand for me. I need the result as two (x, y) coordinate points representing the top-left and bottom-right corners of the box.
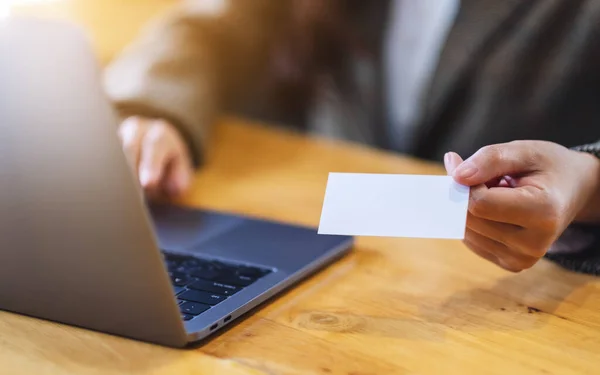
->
(118, 116), (193, 199)
(444, 140), (600, 272)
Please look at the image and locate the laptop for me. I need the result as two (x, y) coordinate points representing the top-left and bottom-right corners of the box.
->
(0, 18), (353, 347)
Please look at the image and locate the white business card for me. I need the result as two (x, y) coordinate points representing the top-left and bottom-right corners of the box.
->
(318, 173), (470, 239)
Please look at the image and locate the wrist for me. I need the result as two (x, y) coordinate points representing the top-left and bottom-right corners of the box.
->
(574, 151), (600, 223)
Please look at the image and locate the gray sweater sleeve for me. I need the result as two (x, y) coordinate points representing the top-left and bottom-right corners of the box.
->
(571, 141), (600, 157)
(545, 141), (600, 275)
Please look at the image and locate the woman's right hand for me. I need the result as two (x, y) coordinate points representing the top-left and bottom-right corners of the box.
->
(118, 116), (193, 199)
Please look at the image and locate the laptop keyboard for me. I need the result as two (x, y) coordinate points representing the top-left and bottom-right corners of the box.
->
(163, 252), (272, 322)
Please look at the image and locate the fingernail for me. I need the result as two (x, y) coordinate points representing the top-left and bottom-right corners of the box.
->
(454, 161), (478, 179)
(444, 153), (451, 168)
(504, 176), (517, 188)
(139, 169), (151, 186)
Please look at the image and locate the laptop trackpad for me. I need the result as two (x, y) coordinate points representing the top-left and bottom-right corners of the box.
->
(150, 204), (349, 273)
(150, 204), (245, 252)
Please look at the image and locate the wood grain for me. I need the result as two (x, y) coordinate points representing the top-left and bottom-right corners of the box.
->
(7, 1), (600, 374)
(187, 120), (600, 375)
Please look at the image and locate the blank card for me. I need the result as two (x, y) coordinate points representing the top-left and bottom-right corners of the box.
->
(318, 173), (470, 239)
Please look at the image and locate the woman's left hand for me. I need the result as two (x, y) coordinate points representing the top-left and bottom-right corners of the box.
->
(445, 141), (600, 272)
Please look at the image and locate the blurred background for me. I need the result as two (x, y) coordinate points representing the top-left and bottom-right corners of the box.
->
(6, 0), (600, 172)
(7, 0), (173, 64)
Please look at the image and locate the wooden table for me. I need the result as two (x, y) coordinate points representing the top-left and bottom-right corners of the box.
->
(2, 119), (600, 375)
(6, 1), (600, 374)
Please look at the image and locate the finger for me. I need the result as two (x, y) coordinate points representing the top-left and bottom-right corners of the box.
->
(463, 237), (501, 265)
(453, 141), (541, 186)
(468, 184), (543, 227)
(118, 117), (147, 175)
(466, 214), (548, 258)
(162, 157), (193, 197)
(466, 213), (523, 246)
(139, 125), (172, 196)
(495, 178), (509, 188)
(463, 231), (518, 272)
(465, 230), (537, 272)
(485, 177), (504, 188)
(484, 175), (518, 188)
(503, 176), (518, 188)
(444, 152), (464, 175)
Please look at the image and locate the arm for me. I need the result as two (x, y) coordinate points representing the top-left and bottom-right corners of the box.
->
(104, 0), (287, 166)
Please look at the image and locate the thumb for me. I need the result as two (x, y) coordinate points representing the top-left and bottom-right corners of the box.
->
(444, 152), (464, 175)
(452, 142), (538, 186)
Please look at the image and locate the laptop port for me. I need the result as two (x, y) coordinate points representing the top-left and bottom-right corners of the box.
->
(224, 315), (232, 323)
(210, 323), (219, 331)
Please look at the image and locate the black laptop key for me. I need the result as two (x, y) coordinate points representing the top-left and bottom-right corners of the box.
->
(188, 279), (241, 296)
(180, 301), (211, 315)
(192, 258), (218, 270)
(173, 286), (185, 295)
(172, 265), (189, 274)
(190, 268), (222, 280)
(179, 290), (226, 305)
(179, 258), (197, 267)
(170, 272), (192, 287)
(181, 313), (195, 321)
(164, 252), (268, 288)
(165, 253), (211, 271)
(209, 260), (239, 273)
(215, 273), (256, 287)
(164, 253), (187, 266)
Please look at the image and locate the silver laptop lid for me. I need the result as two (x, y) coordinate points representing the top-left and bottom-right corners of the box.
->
(0, 17), (187, 347)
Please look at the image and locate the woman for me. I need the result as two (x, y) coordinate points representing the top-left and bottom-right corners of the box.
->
(106, 0), (600, 198)
(445, 140), (600, 275)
